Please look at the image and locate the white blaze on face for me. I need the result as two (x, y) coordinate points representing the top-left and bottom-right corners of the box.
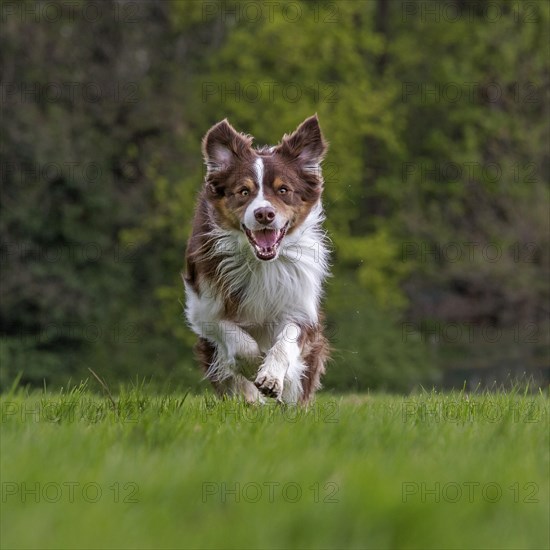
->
(253, 157), (265, 196)
(244, 156), (274, 229)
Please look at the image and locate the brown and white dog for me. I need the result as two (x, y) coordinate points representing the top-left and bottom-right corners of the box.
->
(184, 115), (330, 404)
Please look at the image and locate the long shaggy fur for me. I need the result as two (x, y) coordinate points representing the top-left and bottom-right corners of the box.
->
(184, 115), (330, 404)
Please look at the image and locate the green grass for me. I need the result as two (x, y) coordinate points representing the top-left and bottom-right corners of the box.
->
(1, 383), (548, 550)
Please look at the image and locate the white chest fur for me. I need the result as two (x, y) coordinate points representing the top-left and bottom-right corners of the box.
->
(214, 206), (328, 326)
(185, 205), (329, 347)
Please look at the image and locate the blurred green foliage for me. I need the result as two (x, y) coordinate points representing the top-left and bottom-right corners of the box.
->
(1, 0), (548, 391)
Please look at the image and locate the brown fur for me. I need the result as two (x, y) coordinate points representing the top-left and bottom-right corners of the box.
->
(299, 320), (330, 404)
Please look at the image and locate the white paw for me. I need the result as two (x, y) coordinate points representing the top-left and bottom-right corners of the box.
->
(254, 369), (284, 400)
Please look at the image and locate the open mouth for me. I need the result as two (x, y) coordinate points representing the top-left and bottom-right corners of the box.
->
(243, 222), (289, 261)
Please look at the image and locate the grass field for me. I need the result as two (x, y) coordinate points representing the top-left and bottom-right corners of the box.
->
(1, 383), (548, 550)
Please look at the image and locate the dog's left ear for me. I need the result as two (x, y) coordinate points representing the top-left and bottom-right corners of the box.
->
(277, 114), (328, 172)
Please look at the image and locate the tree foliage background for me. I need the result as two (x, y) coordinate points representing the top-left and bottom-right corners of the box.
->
(1, 0), (548, 392)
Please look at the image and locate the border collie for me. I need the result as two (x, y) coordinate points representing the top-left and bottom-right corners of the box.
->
(184, 115), (330, 404)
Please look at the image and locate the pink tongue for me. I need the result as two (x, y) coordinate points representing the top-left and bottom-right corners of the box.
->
(254, 229), (279, 248)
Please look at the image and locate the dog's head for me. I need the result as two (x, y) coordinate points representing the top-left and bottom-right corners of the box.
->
(202, 115), (328, 261)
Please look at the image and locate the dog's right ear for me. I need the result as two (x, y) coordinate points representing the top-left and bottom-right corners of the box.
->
(202, 119), (253, 174)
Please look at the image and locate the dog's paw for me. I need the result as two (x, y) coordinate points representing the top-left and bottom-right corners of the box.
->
(254, 371), (284, 400)
(232, 375), (266, 405)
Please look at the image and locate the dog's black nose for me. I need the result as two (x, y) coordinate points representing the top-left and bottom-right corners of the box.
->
(254, 206), (276, 225)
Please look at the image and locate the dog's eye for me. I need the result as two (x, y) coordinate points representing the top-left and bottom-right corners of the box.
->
(239, 188), (250, 197)
(278, 187), (289, 194)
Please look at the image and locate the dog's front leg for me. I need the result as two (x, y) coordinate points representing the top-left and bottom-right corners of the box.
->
(254, 324), (305, 403)
(199, 320), (264, 403)
(201, 320), (263, 377)
(212, 320), (262, 364)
